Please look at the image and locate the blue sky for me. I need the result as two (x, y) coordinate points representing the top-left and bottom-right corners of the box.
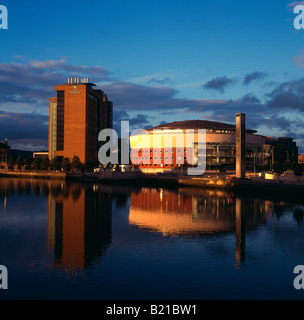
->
(1, 0), (304, 153)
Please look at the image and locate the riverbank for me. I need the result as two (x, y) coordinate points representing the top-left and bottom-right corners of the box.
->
(1, 169), (304, 194)
(0, 170), (66, 180)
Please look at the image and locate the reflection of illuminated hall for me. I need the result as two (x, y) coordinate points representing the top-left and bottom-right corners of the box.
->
(129, 187), (270, 267)
(48, 183), (112, 273)
(129, 188), (238, 236)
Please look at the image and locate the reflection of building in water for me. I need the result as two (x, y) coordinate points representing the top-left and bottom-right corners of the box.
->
(48, 183), (112, 274)
(130, 188), (238, 236)
(235, 198), (246, 269)
(129, 187), (271, 267)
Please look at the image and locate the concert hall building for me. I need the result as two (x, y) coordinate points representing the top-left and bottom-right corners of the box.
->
(129, 119), (272, 173)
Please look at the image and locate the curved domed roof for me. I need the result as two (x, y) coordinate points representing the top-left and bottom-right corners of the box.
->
(149, 120), (257, 133)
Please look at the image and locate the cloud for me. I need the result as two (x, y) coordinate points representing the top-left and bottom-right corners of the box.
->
(113, 109), (152, 134)
(294, 54), (304, 68)
(287, 1), (304, 9)
(0, 60), (112, 108)
(247, 114), (297, 132)
(0, 111), (49, 150)
(243, 71), (267, 85)
(29, 59), (111, 78)
(265, 78), (304, 111)
(130, 71), (182, 86)
(102, 81), (180, 110)
(1, 58), (304, 152)
(102, 80), (233, 115)
(102, 79), (304, 143)
(201, 76), (236, 93)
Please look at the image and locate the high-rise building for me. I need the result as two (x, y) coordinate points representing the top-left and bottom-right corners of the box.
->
(49, 78), (113, 164)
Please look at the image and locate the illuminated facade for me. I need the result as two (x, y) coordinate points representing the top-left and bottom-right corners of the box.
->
(49, 78), (113, 164)
(130, 120), (270, 173)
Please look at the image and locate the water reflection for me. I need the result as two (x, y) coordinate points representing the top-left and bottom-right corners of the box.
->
(48, 182), (112, 274)
(1, 178), (304, 275)
(129, 187), (304, 268)
(0, 179), (114, 277)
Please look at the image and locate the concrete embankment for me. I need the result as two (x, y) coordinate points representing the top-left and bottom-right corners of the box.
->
(0, 170), (66, 180)
(1, 170), (304, 196)
(139, 174), (304, 197)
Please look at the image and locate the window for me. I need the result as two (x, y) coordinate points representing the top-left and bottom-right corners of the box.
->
(56, 91), (64, 151)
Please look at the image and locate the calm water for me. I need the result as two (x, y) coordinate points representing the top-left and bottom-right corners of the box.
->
(0, 177), (304, 300)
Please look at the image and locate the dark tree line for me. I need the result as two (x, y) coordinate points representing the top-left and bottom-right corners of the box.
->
(6, 155), (100, 172)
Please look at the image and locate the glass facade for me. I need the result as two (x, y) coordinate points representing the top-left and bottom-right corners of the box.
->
(56, 91), (64, 151)
(49, 100), (57, 159)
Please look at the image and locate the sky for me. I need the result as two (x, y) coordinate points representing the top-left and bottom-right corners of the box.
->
(1, 0), (304, 153)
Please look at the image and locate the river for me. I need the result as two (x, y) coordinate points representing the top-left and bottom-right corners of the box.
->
(0, 177), (304, 300)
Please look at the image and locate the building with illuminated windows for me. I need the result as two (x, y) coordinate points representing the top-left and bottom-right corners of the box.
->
(49, 78), (113, 164)
(129, 119), (272, 173)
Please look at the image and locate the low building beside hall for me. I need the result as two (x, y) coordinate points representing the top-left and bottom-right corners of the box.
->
(33, 152), (49, 159)
(266, 137), (298, 164)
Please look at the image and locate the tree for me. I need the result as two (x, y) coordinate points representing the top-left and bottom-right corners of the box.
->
(16, 157), (24, 170)
(33, 157), (42, 170)
(50, 157), (62, 171)
(85, 159), (99, 172)
(7, 156), (15, 170)
(61, 157), (71, 172)
(272, 161), (284, 175)
(71, 155), (82, 171)
(40, 157), (50, 171)
(24, 158), (33, 170)
(283, 160), (291, 171)
(292, 162), (304, 176)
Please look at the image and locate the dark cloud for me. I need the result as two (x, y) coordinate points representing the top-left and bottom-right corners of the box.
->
(0, 111), (49, 150)
(0, 60), (112, 106)
(102, 81), (179, 110)
(265, 78), (304, 111)
(201, 76), (236, 93)
(243, 71), (267, 85)
(102, 80), (230, 113)
(184, 93), (264, 123)
(29, 60), (111, 78)
(129, 114), (151, 128)
(1, 59), (304, 152)
(247, 114), (296, 132)
(113, 109), (152, 134)
(103, 79), (304, 149)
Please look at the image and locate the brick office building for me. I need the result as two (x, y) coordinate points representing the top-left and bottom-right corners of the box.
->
(49, 78), (113, 164)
